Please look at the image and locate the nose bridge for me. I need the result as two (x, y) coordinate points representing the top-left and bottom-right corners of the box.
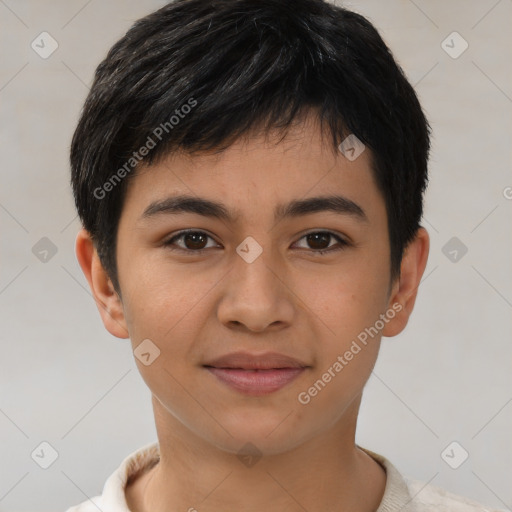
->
(232, 239), (282, 301)
(217, 239), (293, 331)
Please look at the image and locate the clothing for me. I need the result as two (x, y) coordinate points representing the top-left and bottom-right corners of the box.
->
(65, 441), (504, 512)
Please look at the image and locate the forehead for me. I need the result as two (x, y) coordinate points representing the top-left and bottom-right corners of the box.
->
(122, 114), (385, 226)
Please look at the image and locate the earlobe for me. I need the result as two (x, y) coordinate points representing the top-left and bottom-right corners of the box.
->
(75, 228), (129, 339)
(382, 227), (430, 338)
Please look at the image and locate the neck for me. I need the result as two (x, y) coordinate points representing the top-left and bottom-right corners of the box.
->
(129, 394), (386, 512)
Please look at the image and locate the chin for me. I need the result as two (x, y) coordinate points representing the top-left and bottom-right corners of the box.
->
(202, 413), (311, 456)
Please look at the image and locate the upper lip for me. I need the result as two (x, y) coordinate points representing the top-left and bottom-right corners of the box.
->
(203, 351), (309, 370)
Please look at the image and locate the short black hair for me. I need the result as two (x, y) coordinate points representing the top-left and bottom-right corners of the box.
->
(70, 0), (430, 294)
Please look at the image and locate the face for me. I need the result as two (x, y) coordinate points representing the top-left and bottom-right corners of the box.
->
(110, 115), (401, 455)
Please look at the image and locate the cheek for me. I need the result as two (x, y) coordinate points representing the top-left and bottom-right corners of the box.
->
(293, 258), (389, 386)
(120, 255), (214, 338)
(294, 273), (384, 418)
(122, 281), (206, 399)
(296, 259), (388, 333)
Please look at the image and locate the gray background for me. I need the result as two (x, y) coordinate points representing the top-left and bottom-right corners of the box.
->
(0, 0), (511, 511)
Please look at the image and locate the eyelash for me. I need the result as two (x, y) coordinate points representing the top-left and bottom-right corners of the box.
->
(163, 229), (350, 255)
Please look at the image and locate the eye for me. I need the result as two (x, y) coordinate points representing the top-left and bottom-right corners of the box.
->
(163, 230), (219, 253)
(163, 229), (350, 255)
(293, 231), (350, 254)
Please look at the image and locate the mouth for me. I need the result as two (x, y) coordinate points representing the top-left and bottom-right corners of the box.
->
(202, 351), (310, 396)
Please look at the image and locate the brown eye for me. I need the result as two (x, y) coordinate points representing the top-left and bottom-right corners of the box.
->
(181, 232), (208, 250)
(163, 230), (349, 255)
(306, 232), (331, 250)
(294, 231), (349, 254)
(164, 230), (219, 253)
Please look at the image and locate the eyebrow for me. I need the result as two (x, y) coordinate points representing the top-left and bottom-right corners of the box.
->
(140, 194), (368, 223)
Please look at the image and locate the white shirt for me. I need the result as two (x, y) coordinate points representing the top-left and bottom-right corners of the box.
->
(65, 441), (504, 512)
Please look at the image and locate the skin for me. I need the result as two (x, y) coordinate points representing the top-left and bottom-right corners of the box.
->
(76, 112), (429, 512)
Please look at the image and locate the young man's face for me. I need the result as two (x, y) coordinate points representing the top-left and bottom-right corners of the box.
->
(81, 113), (426, 456)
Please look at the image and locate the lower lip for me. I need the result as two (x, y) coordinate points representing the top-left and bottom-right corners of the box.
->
(205, 367), (306, 396)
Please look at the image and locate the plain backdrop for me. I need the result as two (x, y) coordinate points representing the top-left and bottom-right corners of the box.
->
(0, 1), (511, 511)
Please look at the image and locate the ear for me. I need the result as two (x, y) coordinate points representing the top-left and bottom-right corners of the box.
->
(382, 227), (430, 337)
(75, 228), (129, 339)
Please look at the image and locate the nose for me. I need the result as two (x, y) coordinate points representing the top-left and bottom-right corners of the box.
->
(216, 248), (295, 333)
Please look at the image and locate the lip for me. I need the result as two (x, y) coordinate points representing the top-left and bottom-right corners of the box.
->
(205, 367), (307, 396)
(203, 351), (309, 370)
(203, 351), (310, 396)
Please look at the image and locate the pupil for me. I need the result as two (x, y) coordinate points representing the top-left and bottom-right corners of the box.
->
(185, 233), (206, 250)
(307, 233), (329, 250)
